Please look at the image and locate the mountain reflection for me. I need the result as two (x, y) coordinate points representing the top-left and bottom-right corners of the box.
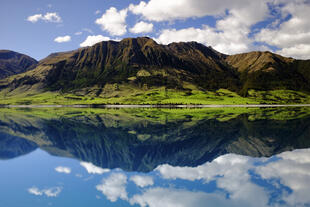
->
(1, 107), (310, 207)
(0, 107), (309, 172)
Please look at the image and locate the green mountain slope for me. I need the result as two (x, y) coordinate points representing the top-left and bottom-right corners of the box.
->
(0, 37), (309, 105)
(0, 50), (38, 80)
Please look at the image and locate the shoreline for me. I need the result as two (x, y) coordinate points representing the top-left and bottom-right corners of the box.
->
(1, 104), (310, 108)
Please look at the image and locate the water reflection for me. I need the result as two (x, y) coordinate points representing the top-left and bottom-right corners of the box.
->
(0, 107), (309, 206)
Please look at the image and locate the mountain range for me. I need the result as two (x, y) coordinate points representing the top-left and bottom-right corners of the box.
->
(0, 37), (309, 104)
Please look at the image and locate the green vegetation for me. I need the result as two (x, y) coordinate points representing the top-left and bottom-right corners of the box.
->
(1, 106), (310, 123)
(1, 38), (309, 105)
(0, 86), (309, 105)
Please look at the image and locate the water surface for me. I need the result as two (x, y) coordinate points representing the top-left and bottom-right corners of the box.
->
(0, 107), (309, 207)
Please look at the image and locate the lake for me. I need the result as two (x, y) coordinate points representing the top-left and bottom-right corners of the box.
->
(0, 107), (310, 207)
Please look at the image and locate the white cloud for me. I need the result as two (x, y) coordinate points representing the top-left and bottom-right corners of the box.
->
(43, 187), (62, 197)
(79, 35), (111, 47)
(55, 166), (71, 174)
(75, 31), (82, 35)
(95, 10), (101, 15)
(54, 35), (71, 43)
(255, 0), (310, 59)
(27, 12), (62, 23)
(256, 149), (310, 206)
(130, 21), (153, 34)
(27, 14), (43, 23)
(95, 7), (128, 36)
(129, 0), (310, 57)
(149, 0), (270, 54)
(28, 187), (43, 196)
(80, 162), (110, 174)
(96, 173), (128, 202)
(28, 187), (62, 197)
(155, 26), (251, 55)
(130, 175), (154, 188)
(277, 44), (310, 59)
(129, 0), (268, 22)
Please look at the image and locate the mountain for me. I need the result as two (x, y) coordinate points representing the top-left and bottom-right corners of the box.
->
(3, 37), (238, 90)
(226, 51), (310, 95)
(0, 37), (309, 104)
(0, 50), (38, 80)
(0, 108), (309, 171)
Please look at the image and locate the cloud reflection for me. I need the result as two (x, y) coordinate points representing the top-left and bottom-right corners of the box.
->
(130, 175), (154, 188)
(80, 162), (110, 174)
(55, 166), (71, 174)
(96, 173), (128, 202)
(28, 186), (62, 197)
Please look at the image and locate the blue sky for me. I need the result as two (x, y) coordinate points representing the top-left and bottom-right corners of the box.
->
(1, 0), (310, 60)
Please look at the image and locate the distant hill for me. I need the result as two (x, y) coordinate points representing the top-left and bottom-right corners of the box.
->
(0, 37), (309, 104)
(226, 51), (310, 95)
(0, 50), (37, 79)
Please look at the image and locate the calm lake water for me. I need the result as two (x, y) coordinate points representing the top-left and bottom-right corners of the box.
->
(0, 107), (310, 207)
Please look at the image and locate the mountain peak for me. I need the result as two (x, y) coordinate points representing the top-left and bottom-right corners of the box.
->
(0, 37), (309, 101)
(0, 50), (38, 79)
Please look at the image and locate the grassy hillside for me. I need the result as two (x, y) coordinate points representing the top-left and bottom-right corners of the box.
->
(0, 86), (309, 105)
(0, 37), (309, 105)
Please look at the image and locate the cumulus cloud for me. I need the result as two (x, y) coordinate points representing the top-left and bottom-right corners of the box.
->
(79, 35), (111, 47)
(28, 187), (62, 197)
(55, 166), (71, 174)
(54, 35), (71, 43)
(156, 26), (251, 55)
(96, 173), (128, 202)
(256, 149), (310, 206)
(129, 0), (310, 58)
(130, 175), (154, 188)
(149, 0), (270, 54)
(130, 21), (153, 34)
(129, 0), (268, 22)
(95, 7), (128, 36)
(255, 0), (310, 59)
(27, 12), (62, 23)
